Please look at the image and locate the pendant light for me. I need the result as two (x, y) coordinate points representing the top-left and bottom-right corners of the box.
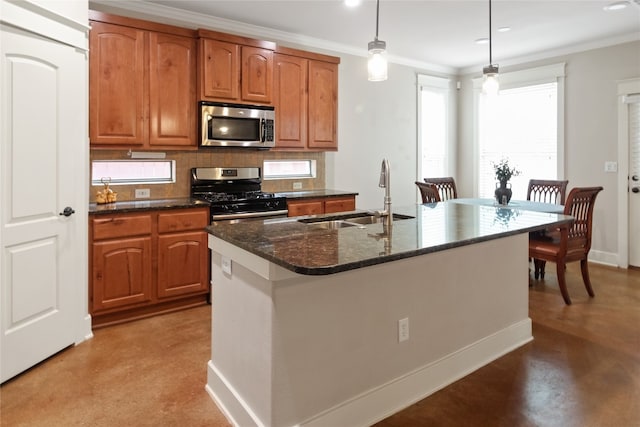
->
(482, 0), (499, 95)
(368, 0), (387, 81)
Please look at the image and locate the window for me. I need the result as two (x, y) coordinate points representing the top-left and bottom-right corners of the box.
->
(263, 160), (316, 180)
(474, 63), (565, 199)
(418, 74), (453, 181)
(91, 160), (176, 185)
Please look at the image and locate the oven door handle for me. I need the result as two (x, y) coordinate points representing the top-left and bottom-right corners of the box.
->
(213, 209), (289, 220)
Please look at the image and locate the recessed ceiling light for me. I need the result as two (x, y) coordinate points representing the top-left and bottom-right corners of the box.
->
(344, 0), (361, 7)
(497, 26), (511, 33)
(603, 1), (630, 10)
(475, 38), (489, 45)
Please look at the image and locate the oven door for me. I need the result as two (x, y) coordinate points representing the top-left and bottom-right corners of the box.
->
(200, 102), (275, 148)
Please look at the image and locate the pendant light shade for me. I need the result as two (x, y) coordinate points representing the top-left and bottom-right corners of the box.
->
(368, 0), (387, 81)
(482, 0), (499, 95)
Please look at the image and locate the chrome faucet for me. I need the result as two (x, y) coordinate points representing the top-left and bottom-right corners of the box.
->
(368, 159), (392, 224)
(379, 158), (391, 217)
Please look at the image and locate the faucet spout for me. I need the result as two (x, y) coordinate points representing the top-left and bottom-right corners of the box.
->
(378, 159), (391, 219)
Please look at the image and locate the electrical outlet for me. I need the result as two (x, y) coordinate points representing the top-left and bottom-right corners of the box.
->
(604, 161), (618, 173)
(221, 256), (232, 275)
(293, 182), (303, 190)
(135, 188), (150, 198)
(398, 318), (409, 342)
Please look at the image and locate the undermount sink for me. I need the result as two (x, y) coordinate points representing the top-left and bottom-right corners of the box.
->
(299, 213), (414, 229)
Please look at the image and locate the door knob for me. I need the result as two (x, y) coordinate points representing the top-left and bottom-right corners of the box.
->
(59, 207), (75, 217)
(632, 187), (640, 193)
(632, 175), (639, 182)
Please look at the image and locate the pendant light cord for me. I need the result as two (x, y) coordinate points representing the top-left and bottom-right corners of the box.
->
(489, 0), (492, 64)
(375, 0), (380, 41)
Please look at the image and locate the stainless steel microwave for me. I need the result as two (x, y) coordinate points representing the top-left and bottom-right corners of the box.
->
(200, 101), (275, 149)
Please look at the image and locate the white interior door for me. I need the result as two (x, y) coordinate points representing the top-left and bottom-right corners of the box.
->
(629, 100), (640, 268)
(1, 24), (87, 383)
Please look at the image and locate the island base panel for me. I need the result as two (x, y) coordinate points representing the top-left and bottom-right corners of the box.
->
(207, 233), (531, 427)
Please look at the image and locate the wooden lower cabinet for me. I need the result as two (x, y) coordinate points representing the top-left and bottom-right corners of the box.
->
(287, 195), (355, 217)
(90, 207), (209, 327)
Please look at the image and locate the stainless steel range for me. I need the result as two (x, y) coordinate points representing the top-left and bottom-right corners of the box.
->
(190, 167), (288, 221)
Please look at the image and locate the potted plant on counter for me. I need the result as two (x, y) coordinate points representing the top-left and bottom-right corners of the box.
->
(493, 158), (520, 205)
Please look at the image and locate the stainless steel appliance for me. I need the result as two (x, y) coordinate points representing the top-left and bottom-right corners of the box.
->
(190, 167), (288, 221)
(200, 102), (275, 149)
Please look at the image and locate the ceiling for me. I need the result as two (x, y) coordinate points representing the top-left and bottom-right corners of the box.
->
(95, 0), (640, 74)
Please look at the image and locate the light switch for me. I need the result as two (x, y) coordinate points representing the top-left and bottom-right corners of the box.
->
(604, 161), (618, 173)
(221, 256), (232, 275)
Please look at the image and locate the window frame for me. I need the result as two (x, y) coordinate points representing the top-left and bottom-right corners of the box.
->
(471, 63), (566, 197)
(90, 159), (176, 186)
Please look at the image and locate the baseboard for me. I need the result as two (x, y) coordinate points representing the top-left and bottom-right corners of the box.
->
(299, 318), (532, 427)
(206, 319), (532, 427)
(589, 249), (618, 267)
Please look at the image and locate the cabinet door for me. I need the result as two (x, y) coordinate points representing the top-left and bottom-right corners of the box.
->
(200, 38), (239, 100)
(89, 21), (146, 145)
(274, 54), (307, 149)
(287, 200), (324, 217)
(242, 46), (273, 104)
(308, 60), (338, 150)
(92, 237), (153, 312)
(148, 33), (197, 147)
(157, 231), (208, 299)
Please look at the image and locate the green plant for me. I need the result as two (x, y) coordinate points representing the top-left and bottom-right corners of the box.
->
(493, 158), (521, 182)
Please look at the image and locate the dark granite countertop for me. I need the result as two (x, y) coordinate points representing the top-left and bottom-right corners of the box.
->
(274, 189), (359, 200)
(206, 201), (573, 275)
(89, 197), (209, 215)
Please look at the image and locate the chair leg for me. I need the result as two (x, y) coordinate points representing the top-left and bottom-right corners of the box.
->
(580, 259), (595, 297)
(533, 259), (540, 279)
(540, 260), (546, 279)
(556, 262), (571, 305)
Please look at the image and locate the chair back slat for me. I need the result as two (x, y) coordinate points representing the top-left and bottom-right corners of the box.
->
(563, 186), (603, 250)
(424, 177), (458, 201)
(415, 182), (441, 203)
(527, 179), (569, 204)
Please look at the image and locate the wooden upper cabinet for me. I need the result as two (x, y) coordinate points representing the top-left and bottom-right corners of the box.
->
(273, 53), (307, 149)
(198, 30), (274, 105)
(89, 12), (197, 149)
(200, 39), (240, 100)
(241, 46), (273, 103)
(308, 60), (338, 150)
(273, 48), (339, 152)
(89, 21), (146, 146)
(148, 33), (197, 147)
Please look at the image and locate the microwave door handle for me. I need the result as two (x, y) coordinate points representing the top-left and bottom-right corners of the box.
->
(260, 118), (266, 142)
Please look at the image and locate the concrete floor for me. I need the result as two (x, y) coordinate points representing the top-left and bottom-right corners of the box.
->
(1, 262), (638, 427)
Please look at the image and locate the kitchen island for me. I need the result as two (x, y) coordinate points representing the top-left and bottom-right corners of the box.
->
(205, 202), (572, 427)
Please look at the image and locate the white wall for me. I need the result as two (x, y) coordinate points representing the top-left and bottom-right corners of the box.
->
(456, 41), (640, 265)
(328, 56), (443, 211)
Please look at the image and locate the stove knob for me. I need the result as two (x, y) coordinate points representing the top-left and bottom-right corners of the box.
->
(231, 204), (239, 211)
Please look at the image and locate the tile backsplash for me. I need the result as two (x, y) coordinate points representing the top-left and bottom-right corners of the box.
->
(89, 149), (326, 202)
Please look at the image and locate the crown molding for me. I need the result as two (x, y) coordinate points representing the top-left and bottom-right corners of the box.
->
(460, 31), (640, 76)
(89, 0), (456, 75)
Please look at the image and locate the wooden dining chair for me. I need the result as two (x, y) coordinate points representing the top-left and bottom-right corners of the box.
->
(423, 177), (458, 201)
(529, 186), (603, 305)
(526, 179), (569, 205)
(415, 182), (441, 203)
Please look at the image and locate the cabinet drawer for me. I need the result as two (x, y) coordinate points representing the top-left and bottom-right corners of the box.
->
(92, 214), (152, 240)
(325, 197), (355, 214)
(158, 209), (208, 233)
(287, 201), (324, 217)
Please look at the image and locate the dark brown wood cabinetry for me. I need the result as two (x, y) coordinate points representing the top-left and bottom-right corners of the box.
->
(89, 208), (209, 327)
(273, 48), (339, 151)
(89, 12), (197, 149)
(287, 196), (355, 217)
(198, 29), (275, 105)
